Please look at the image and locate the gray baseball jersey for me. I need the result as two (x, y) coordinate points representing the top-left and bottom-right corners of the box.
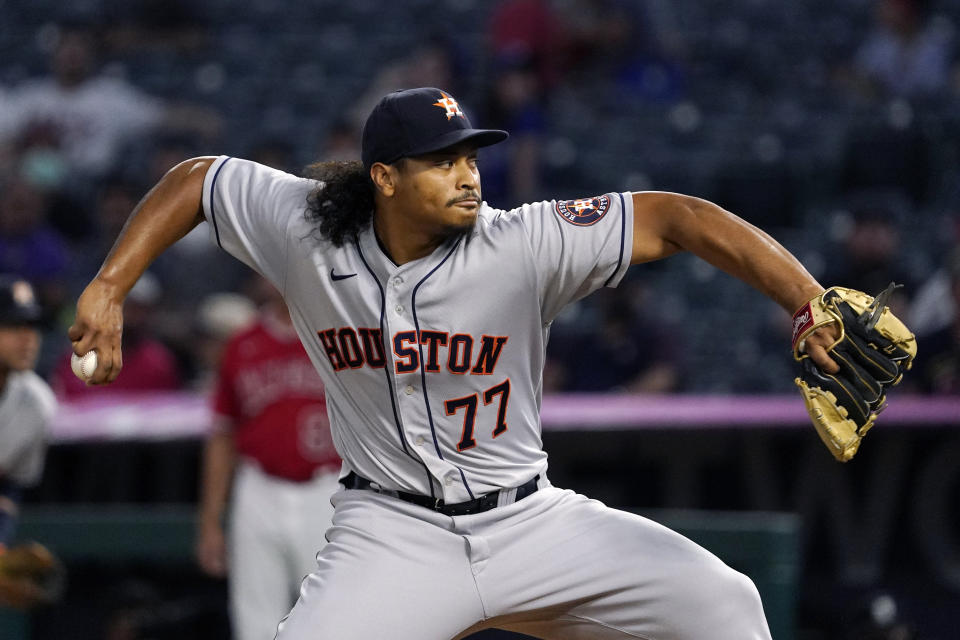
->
(200, 157), (772, 640)
(0, 370), (55, 486)
(202, 156), (632, 502)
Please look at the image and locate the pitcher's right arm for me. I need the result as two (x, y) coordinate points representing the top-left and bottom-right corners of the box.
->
(68, 157), (216, 384)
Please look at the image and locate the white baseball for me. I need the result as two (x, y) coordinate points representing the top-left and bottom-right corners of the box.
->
(71, 351), (98, 381)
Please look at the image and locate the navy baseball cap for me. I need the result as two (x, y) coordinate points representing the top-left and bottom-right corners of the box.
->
(0, 275), (42, 326)
(361, 87), (508, 170)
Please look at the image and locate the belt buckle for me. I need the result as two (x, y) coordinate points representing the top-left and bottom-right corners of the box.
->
(434, 497), (443, 511)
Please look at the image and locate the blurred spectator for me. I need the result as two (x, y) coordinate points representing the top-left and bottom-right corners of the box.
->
(0, 276), (56, 552)
(144, 134), (199, 187)
(348, 38), (462, 132)
(134, 136), (248, 302)
(546, 285), (683, 393)
(849, 0), (953, 99)
(819, 202), (916, 318)
(52, 272), (182, 397)
(910, 263), (955, 334)
(12, 117), (96, 241)
(102, 0), (209, 55)
(488, 0), (566, 90)
(480, 53), (546, 207)
(314, 119), (361, 164)
(556, 0), (631, 76)
(0, 170), (72, 321)
(141, 135), (246, 297)
(841, 591), (917, 640)
(191, 292), (258, 391)
(840, 117), (931, 205)
(912, 250), (960, 393)
(67, 174), (145, 295)
(910, 222), (959, 335)
(713, 160), (797, 230)
(248, 138), (296, 174)
(0, 24), (220, 180)
(559, 0), (686, 103)
(0, 87), (13, 169)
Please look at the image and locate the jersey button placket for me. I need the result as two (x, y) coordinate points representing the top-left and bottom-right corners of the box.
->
(385, 273), (435, 477)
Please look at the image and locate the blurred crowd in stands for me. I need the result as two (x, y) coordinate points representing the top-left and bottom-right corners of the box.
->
(1, 0), (959, 398)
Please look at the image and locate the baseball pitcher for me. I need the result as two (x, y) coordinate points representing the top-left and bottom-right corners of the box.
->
(69, 88), (913, 639)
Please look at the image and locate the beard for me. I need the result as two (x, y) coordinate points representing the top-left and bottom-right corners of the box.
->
(437, 191), (481, 242)
(434, 214), (477, 245)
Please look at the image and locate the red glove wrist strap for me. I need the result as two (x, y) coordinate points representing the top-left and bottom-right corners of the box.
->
(791, 301), (815, 353)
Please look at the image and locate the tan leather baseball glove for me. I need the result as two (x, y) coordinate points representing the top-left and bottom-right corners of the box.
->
(0, 542), (66, 610)
(791, 283), (917, 462)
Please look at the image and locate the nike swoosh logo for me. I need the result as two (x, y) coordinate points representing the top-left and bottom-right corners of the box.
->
(330, 268), (357, 281)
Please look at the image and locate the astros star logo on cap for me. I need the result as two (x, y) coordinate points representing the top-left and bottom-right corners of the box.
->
(432, 92), (464, 120)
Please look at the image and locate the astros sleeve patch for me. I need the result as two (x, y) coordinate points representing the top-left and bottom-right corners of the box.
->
(553, 195), (612, 226)
(516, 192), (634, 323)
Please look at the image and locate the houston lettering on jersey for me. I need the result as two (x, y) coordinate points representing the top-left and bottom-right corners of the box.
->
(317, 327), (508, 376)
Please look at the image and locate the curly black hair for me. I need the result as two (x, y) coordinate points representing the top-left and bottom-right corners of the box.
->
(303, 160), (374, 247)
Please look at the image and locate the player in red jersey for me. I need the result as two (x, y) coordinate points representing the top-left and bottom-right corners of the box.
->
(195, 280), (340, 640)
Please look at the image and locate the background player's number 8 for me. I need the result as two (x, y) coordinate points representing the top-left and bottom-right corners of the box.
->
(445, 379), (511, 451)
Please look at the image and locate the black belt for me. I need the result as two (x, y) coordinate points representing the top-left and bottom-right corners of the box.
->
(342, 471), (539, 516)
